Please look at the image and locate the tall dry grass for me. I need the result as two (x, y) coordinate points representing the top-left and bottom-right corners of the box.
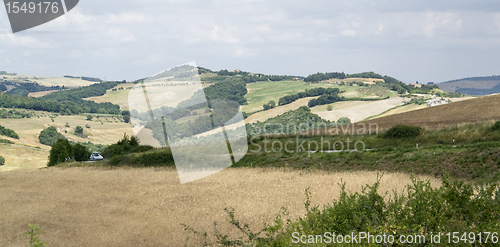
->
(0, 167), (440, 246)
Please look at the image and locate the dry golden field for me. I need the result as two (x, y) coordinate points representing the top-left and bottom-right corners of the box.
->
(359, 94), (500, 131)
(0, 167), (440, 247)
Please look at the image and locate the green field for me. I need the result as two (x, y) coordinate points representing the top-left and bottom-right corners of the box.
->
(243, 81), (396, 113)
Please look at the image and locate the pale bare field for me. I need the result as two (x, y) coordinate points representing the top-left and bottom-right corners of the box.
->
(312, 97), (405, 123)
(0, 167), (441, 247)
(27, 90), (61, 98)
(324, 77), (384, 85)
(85, 83), (135, 111)
(2, 75), (95, 88)
(373, 104), (427, 119)
(244, 97), (318, 124)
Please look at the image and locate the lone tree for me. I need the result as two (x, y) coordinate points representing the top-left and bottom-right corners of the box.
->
(75, 126), (84, 135)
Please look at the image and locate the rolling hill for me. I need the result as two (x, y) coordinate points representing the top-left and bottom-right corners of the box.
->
(359, 94), (500, 131)
(438, 75), (500, 95)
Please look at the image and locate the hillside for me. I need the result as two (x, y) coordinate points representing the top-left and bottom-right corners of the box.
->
(359, 94), (500, 130)
(438, 75), (500, 95)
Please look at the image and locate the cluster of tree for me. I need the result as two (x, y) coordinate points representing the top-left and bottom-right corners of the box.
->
(307, 93), (344, 107)
(39, 126), (66, 146)
(48, 139), (92, 166)
(0, 125), (19, 139)
(263, 101), (276, 110)
(0, 108), (32, 118)
(246, 106), (334, 135)
(346, 71), (384, 79)
(202, 68), (300, 84)
(0, 81), (123, 115)
(203, 78), (248, 105)
(0, 81), (56, 96)
(304, 72), (346, 83)
(101, 134), (153, 159)
(278, 88), (341, 106)
(63, 75), (103, 82)
(41, 81), (118, 101)
(0, 138), (14, 144)
(0, 93), (121, 115)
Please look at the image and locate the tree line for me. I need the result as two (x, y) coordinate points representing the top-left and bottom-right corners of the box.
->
(278, 87), (341, 106)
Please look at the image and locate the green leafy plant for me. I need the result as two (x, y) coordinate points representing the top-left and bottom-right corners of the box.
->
(24, 223), (47, 247)
(0, 156), (5, 165)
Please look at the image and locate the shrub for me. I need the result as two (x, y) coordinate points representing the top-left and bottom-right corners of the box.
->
(0, 156), (4, 165)
(492, 120), (500, 131)
(85, 124), (91, 128)
(48, 139), (73, 166)
(102, 134), (152, 158)
(326, 105), (333, 111)
(75, 126), (83, 135)
(337, 117), (351, 125)
(39, 127), (66, 146)
(86, 115), (93, 121)
(48, 139), (91, 166)
(0, 125), (19, 139)
(383, 124), (422, 139)
(0, 139), (14, 144)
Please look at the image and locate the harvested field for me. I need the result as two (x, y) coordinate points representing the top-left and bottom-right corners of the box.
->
(27, 90), (60, 98)
(0, 167), (440, 246)
(312, 97), (404, 123)
(359, 94), (500, 131)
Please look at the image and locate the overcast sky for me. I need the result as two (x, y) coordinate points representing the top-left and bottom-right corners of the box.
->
(1, 0), (500, 83)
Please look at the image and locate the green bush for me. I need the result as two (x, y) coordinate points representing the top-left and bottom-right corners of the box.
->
(0, 138), (14, 144)
(48, 139), (91, 166)
(0, 156), (5, 165)
(492, 121), (500, 131)
(85, 124), (91, 128)
(87, 115), (93, 121)
(39, 127), (66, 146)
(336, 117), (351, 125)
(75, 126), (83, 135)
(0, 124), (19, 139)
(102, 134), (153, 158)
(383, 124), (422, 139)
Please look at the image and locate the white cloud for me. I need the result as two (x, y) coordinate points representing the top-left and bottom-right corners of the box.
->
(106, 12), (152, 24)
(233, 46), (258, 57)
(340, 29), (357, 37)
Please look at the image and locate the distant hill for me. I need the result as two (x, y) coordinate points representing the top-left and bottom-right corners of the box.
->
(438, 75), (500, 95)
